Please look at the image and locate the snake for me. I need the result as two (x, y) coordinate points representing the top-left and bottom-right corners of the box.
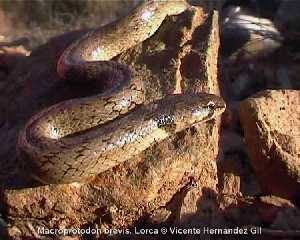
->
(17, 0), (226, 184)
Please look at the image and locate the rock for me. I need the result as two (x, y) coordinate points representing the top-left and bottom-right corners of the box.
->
(218, 152), (262, 207)
(189, 0), (225, 13)
(220, 6), (282, 60)
(147, 208), (172, 225)
(240, 89), (300, 200)
(281, 64), (300, 90)
(0, 45), (30, 74)
(219, 129), (245, 154)
(0, 72), (6, 92)
(0, 9), (11, 37)
(175, 173), (219, 227)
(218, 195), (297, 229)
(256, 196), (295, 224)
(221, 100), (241, 131)
(275, 1), (300, 40)
(272, 204), (300, 231)
(0, 7), (223, 238)
(218, 156), (242, 208)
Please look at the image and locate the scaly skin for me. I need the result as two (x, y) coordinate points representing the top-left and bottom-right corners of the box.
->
(17, 0), (226, 184)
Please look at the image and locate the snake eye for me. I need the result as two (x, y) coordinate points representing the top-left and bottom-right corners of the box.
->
(50, 126), (60, 139)
(207, 101), (215, 109)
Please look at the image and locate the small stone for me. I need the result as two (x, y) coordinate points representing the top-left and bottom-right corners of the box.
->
(7, 226), (22, 237)
(272, 205), (300, 231)
(275, 1), (300, 37)
(221, 6), (281, 60)
(240, 89), (300, 200)
(147, 208), (172, 225)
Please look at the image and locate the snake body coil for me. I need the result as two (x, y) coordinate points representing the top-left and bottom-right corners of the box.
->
(17, 0), (226, 184)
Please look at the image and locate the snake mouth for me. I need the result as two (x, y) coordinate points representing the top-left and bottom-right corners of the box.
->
(207, 101), (226, 120)
(208, 99), (226, 114)
(192, 97), (226, 123)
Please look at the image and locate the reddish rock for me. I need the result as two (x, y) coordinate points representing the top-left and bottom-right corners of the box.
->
(0, 9), (11, 37)
(0, 72), (6, 86)
(272, 204), (300, 231)
(240, 89), (300, 200)
(147, 208), (172, 225)
(0, 45), (30, 74)
(218, 195), (297, 230)
(275, 1), (300, 41)
(218, 153), (262, 200)
(176, 173), (219, 226)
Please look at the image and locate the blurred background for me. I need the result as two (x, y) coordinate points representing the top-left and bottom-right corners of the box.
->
(0, 0), (232, 49)
(0, 0), (140, 49)
(0, 0), (299, 53)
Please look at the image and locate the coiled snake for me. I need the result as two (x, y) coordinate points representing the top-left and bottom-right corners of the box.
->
(17, 0), (226, 184)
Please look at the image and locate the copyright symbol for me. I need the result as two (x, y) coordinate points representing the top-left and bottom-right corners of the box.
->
(161, 227), (167, 235)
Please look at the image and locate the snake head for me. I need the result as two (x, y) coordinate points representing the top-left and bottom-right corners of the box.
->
(169, 93), (226, 130)
(191, 95), (226, 121)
